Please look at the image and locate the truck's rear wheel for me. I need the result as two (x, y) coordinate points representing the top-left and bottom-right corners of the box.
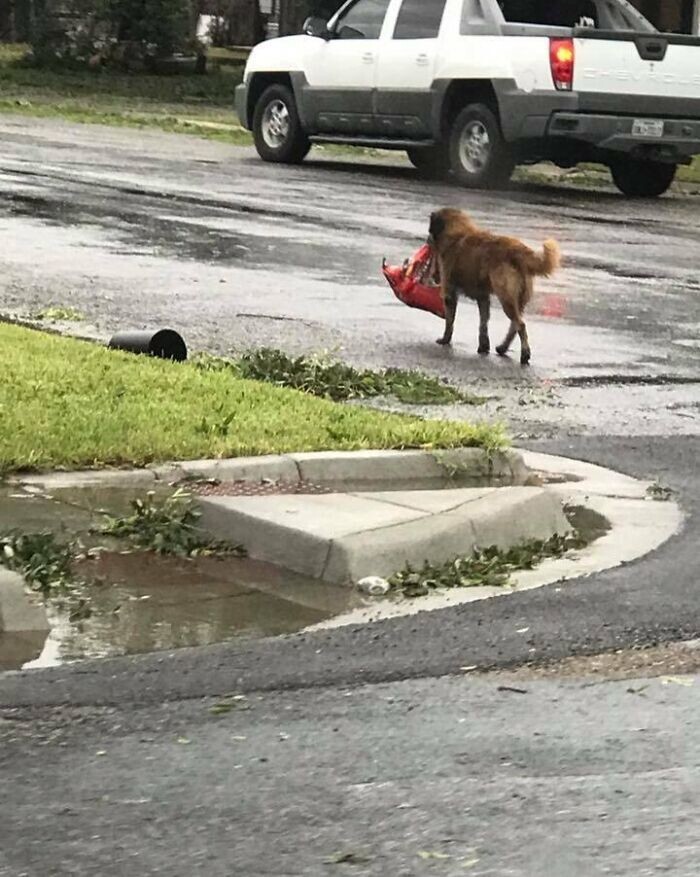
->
(448, 103), (514, 189)
(253, 84), (310, 164)
(610, 159), (676, 198)
(406, 145), (449, 179)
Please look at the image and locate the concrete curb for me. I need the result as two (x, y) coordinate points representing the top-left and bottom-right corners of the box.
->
(0, 570), (49, 634)
(10, 448), (524, 491)
(6, 447), (559, 588)
(308, 449), (684, 630)
(199, 486), (569, 585)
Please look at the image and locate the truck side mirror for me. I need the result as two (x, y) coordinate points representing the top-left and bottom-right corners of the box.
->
(303, 16), (331, 39)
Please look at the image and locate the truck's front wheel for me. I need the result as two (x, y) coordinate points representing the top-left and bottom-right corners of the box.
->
(610, 159), (676, 198)
(448, 103), (514, 189)
(253, 84), (310, 165)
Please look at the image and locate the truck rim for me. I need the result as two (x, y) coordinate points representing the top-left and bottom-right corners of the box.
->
(458, 120), (490, 175)
(261, 99), (290, 149)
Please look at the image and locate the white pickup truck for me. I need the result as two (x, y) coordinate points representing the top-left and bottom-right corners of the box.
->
(236, 0), (700, 197)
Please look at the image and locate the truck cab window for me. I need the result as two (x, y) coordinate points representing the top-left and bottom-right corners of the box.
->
(393, 0), (448, 39)
(499, 0), (598, 27)
(335, 0), (392, 39)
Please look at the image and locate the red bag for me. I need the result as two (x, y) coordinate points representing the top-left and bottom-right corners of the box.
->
(382, 243), (445, 319)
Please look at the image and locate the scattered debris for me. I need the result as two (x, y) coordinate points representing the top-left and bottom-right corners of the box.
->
(192, 348), (483, 405)
(30, 305), (85, 322)
(418, 850), (452, 861)
(647, 482), (674, 502)
(627, 685), (648, 697)
(497, 685), (529, 695)
(0, 530), (92, 620)
(357, 576), (391, 597)
(388, 533), (585, 597)
(209, 696), (251, 715)
(325, 851), (371, 865)
(660, 676), (693, 687)
(99, 488), (245, 557)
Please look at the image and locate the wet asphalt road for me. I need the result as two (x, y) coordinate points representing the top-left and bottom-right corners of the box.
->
(2, 117), (700, 876)
(3, 670), (700, 877)
(1, 115), (700, 439)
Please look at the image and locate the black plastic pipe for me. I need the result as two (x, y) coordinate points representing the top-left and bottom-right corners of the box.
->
(108, 329), (187, 362)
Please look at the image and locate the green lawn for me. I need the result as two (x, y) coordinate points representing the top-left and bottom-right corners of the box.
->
(0, 43), (253, 143)
(0, 324), (503, 473)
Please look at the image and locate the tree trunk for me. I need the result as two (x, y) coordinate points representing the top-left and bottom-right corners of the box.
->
(0, 1), (15, 40)
(14, 0), (33, 40)
(278, 0), (308, 36)
(227, 0), (264, 44)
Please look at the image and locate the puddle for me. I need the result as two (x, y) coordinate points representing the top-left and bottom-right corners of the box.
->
(0, 486), (360, 670)
(564, 504), (612, 543)
(0, 489), (98, 536)
(18, 552), (357, 670)
(560, 374), (700, 389)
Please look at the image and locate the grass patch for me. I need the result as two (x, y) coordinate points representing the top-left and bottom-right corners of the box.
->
(99, 489), (244, 556)
(194, 349), (484, 405)
(0, 42), (252, 143)
(0, 323), (503, 473)
(389, 533), (585, 598)
(517, 159), (700, 190)
(678, 159), (700, 185)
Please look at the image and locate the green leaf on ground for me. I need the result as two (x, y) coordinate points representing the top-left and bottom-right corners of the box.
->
(193, 349), (485, 406)
(389, 533), (586, 597)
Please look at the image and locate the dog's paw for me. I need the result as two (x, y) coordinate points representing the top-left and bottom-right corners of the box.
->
(436, 337), (452, 346)
(477, 344), (490, 356)
(495, 345), (509, 357)
(520, 352), (531, 366)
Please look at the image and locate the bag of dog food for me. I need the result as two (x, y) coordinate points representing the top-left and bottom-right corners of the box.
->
(382, 244), (445, 319)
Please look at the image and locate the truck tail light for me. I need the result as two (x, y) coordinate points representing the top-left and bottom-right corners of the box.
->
(550, 38), (575, 91)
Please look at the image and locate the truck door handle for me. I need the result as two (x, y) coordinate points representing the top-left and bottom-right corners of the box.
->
(416, 53), (430, 66)
(362, 52), (374, 63)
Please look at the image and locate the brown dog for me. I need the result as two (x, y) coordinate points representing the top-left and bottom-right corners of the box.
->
(428, 208), (560, 365)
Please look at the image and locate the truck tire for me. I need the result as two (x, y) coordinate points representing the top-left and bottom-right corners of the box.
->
(253, 84), (310, 165)
(407, 145), (449, 179)
(610, 159), (677, 198)
(448, 103), (514, 189)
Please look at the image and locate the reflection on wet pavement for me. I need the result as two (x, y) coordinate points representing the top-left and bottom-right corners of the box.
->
(22, 552), (355, 670)
(0, 488), (358, 671)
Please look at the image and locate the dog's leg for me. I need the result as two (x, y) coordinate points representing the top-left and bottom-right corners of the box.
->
(437, 285), (458, 346)
(517, 277), (533, 365)
(477, 296), (490, 355)
(495, 299), (521, 359)
(518, 321), (531, 366)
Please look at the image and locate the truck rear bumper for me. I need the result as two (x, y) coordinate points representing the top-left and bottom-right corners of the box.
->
(547, 112), (700, 162)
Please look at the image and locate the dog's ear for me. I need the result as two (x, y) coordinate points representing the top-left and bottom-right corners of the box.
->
(429, 211), (445, 242)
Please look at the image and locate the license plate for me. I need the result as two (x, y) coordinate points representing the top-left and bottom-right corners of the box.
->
(632, 118), (664, 138)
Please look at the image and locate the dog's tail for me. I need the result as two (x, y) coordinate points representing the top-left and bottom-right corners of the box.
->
(526, 239), (561, 277)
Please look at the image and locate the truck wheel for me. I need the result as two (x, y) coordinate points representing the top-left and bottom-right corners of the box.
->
(448, 103), (514, 189)
(407, 145), (449, 179)
(610, 159), (677, 198)
(253, 84), (310, 164)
